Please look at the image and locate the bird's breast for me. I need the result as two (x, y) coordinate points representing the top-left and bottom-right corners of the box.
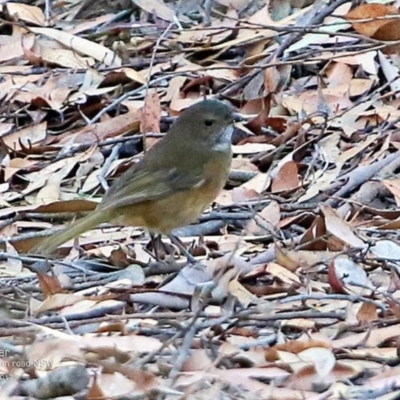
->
(117, 150), (231, 233)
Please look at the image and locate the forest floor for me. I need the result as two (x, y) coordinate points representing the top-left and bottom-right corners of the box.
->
(1, 0), (400, 399)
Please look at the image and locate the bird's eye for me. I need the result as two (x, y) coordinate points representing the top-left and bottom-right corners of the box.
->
(204, 119), (214, 127)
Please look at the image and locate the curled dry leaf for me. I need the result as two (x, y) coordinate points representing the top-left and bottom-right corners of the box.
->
(328, 255), (373, 296)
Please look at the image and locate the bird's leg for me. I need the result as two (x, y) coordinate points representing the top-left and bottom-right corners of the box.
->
(168, 234), (197, 264)
(150, 234), (196, 264)
(150, 233), (165, 261)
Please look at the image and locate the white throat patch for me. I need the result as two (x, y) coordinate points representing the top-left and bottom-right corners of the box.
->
(212, 125), (234, 152)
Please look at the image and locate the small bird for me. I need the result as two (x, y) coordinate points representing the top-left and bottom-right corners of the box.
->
(32, 100), (235, 257)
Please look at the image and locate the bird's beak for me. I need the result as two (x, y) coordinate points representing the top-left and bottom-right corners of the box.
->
(232, 112), (245, 122)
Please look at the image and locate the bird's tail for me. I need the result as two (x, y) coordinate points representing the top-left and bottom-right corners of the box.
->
(31, 210), (108, 255)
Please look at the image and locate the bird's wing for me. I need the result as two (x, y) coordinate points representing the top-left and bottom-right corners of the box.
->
(99, 166), (204, 211)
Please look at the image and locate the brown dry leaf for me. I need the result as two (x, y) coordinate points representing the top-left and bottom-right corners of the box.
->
(112, 67), (146, 85)
(214, 188), (233, 205)
(381, 179), (400, 206)
(335, 101), (376, 137)
(179, 9), (238, 45)
(241, 97), (268, 114)
(281, 319), (316, 331)
(93, 370), (159, 398)
(373, 17), (400, 41)
(298, 347), (336, 377)
(245, 103), (271, 135)
(169, 96), (204, 112)
(0, 242), (23, 277)
(35, 162), (77, 204)
(271, 161), (299, 193)
(231, 157), (259, 172)
(3, 0), (400, 395)
(62, 299), (124, 317)
(300, 216), (332, 250)
(266, 262), (302, 285)
(370, 239), (400, 262)
(283, 90), (353, 116)
(326, 62), (353, 86)
(132, 0), (190, 23)
(206, 62), (237, 81)
(7, 73), (71, 109)
(287, 360), (358, 391)
(232, 143), (275, 154)
(357, 302), (378, 324)
(321, 204), (365, 248)
(28, 338), (84, 369)
(328, 255), (373, 296)
(228, 279), (255, 307)
(232, 187), (260, 203)
(163, 76), (187, 102)
(6, 3), (46, 26)
(275, 245), (301, 272)
(239, 172), (270, 194)
(333, 324), (400, 349)
(39, 46), (95, 69)
(182, 349), (213, 371)
(245, 200), (280, 236)
(34, 293), (86, 315)
(67, 14), (114, 35)
(34, 271), (65, 299)
(23, 147), (97, 200)
(141, 90), (161, 134)
(334, 51), (378, 75)
(63, 109), (142, 144)
(0, 33), (32, 63)
(30, 27), (122, 66)
(2, 121), (47, 150)
(216, 0), (247, 9)
(4, 157), (36, 181)
(280, 248), (337, 271)
(345, 4), (399, 37)
(275, 339), (331, 354)
(264, 63), (292, 94)
(0, 199), (98, 221)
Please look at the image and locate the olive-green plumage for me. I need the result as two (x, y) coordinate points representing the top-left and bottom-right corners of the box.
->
(32, 100), (234, 255)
